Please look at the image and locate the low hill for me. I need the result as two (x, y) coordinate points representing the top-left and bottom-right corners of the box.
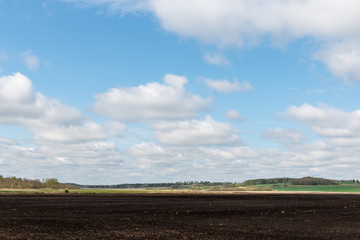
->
(243, 177), (338, 186)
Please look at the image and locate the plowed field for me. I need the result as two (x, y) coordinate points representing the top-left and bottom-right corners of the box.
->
(1, 193), (360, 239)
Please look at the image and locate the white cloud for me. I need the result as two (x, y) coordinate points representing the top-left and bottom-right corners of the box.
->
(129, 142), (167, 157)
(0, 72), (124, 155)
(153, 115), (240, 146)
(248, 104), (360, 180)
(204, 77), (253, 93)
(313, 41), (360, 84)
(64, 0), (360, 41)
(262, 128), (307, 145)
(148, 0), (360, 45)
(3, 89), (360, 182)
(224, 110), (246, 122)
(0, 137), (17, 145)
(64, 0), (360, 82)
(93, 74), (211, 121)
(33, 121), (125, 143)
(0, 73), (83, 127)
(123, 139), (359, 182)
(20, 50), (40, 71)
(203, 52), (229, 66)
(128, 142), (184, 166)
(37, 140), (122, 164)
(125, 143), (259, 180)
(0, 138), (123, 172)
(286, 104), (360, 138)
(196, 146), (257, 165)
(149, 0), (360, 82)
(0, 72), (125, 181)
(0, 72), (34, 103)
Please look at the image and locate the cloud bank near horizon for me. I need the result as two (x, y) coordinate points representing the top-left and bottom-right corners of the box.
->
(1, 72), (360, 183)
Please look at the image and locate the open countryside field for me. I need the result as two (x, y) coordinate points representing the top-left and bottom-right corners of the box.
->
(271, 184), (360, 193)
(1, 193), (360, 239)
(0, 188), (153, 194)
(2, 182), (360, 195)
(250, 183), (360, 193)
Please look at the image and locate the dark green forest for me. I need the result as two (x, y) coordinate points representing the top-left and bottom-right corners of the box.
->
(243, 177), (339, 186)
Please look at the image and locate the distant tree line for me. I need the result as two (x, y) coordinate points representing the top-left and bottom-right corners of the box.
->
(338, 179), (360, 184)
(0, 175), (78, 189)
(291, 177), (338, 185)
(243, 178), (293, 185)
(80, 181), (233, 189)
(243, 177), (339, 186)
(3, 175), (355, 190)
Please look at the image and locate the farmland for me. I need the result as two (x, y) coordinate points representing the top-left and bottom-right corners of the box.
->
(248, 182), (360, 193)
(2, 182), (360, 195)
(1, 193), (360, 239)
(271, 184), (360, 193)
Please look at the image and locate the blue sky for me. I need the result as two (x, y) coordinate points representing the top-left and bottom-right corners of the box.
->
(1, 0), (360, 184)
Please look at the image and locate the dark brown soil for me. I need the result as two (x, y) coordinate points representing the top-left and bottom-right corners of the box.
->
(1, 193), (360, 239)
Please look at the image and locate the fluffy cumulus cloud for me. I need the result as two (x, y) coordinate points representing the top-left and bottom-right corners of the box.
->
(0, 72), (34, 103)
(152, 115), (240, 146)
(0, 73), (124, 175)
(203, 77), (253, 93)
(272, 104), (360, 178)
(313, 41), (360, 83)
(0, 138), (125, 184)
(149, 0), (360, 82)
(286, 104), (360, 138)
(3, 73), (360, 182)
(240, 103), (360, 180)
(1, 72), (253, 183)
(93, 74), (211, 121)
(148, 0), (360, 43)
(124, 138), (360, 182)
(64, 0), (360, 40)
(0, 73), (83, 127)
(3, 72), (360, 182)
(268, 103), (360, 178)
(64, 0), (360, 82)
